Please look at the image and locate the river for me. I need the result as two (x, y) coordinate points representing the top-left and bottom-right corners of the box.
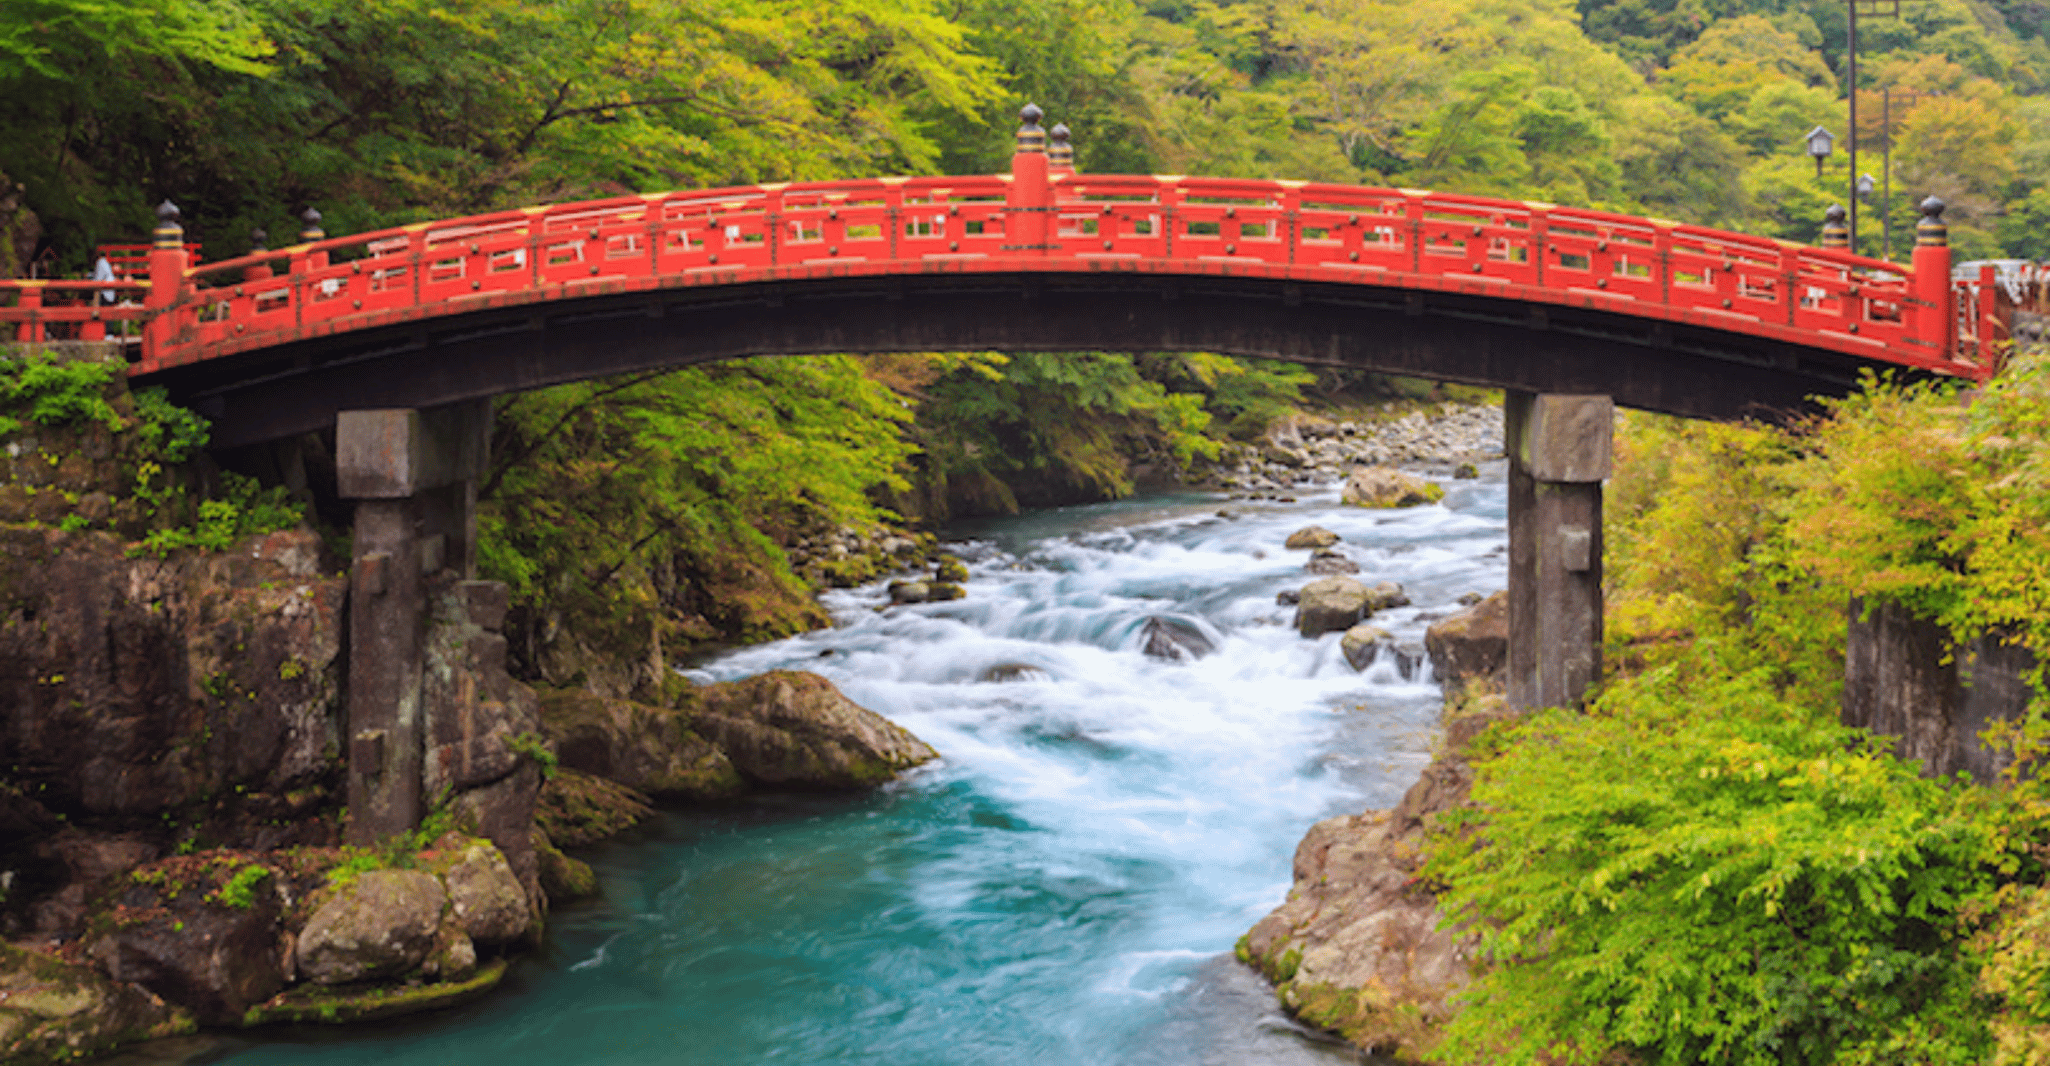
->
(177, 467), (1506, 1066)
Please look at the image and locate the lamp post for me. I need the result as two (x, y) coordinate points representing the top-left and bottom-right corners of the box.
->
(1806, 126), (1835, 179)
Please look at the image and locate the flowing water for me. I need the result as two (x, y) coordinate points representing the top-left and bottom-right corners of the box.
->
(182, 467), (1506, 1066)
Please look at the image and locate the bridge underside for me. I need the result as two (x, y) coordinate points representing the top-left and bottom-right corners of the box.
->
(148, 272), (1900, 449)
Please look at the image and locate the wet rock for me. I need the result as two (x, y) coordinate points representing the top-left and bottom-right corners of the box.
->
(420, 926), (476, 983)
(1239, 695), (1517, 1058)
(980, 663), (1050, 683)
(1284, 525), (1340, 550)
(1340, 466), (1445, 508)
(888, 579), (932, 604)
(925, 581), (966, 602)
(0, 940), (192, 1064)
(1275, 589), (1301, 607)
(1294, 578), (1407, 637)
(441, 841), (531, 946)
(933, 555), (970, 583)
(533, 828), (598, 901)
(295, 870), (445, 986)
(538, 689), (745, 801)
(1424, 590), (1508, 690)
(1339, 625), (1392, 672)
(689, 671), (938, 789)
(1305, 549), (1360, 576)
(1139, 616), (1214, 662)
(1452, 462), (1480, 479)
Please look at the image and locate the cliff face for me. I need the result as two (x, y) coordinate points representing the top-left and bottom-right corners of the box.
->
(0, 527), (348, 940)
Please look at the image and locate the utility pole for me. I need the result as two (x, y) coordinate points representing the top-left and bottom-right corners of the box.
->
(1848, 0), (1907, 255)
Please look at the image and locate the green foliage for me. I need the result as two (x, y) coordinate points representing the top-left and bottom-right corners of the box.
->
(209, 864), (273, 910)
(133, 471), (303, 557)
(507, 732), (558, 780)
(129, 387), (211, 465)
(1427, 363), (2050, 1064)
(1429, 668), (2017, 1066)
(479, 357), (914, 659)
(0, 352), (125, 437)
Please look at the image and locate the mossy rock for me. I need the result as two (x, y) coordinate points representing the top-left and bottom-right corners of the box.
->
(239, 959), (509, 1027)
(933, 555), (969, 583)
(535, 768), (655, 848)
(534, 828), (599, 902)
(0, 941), (195, 1064)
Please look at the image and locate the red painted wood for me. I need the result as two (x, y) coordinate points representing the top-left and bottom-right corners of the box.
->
(0, 173), (1993, 381)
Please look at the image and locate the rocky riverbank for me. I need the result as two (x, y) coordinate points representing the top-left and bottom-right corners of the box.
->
(1239, 590), (1511, 1062)
(0, 354), (944, 1064)
(1199, 404), (1504, 497)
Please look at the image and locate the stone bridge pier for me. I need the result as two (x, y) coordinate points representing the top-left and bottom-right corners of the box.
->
(1504, 391), (1612, 710)
(335, 401), (493, 845)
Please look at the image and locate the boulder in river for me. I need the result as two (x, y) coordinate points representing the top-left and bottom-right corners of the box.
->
(295, 870), (446, 986)
(1339, 625), (1392, 672)
(1294, 577), (1408, 637)
(933, 555), (970, 583)
(1284, 525), (1340, 550)
(539, 689), (746, 801)
(1341, 466), (1444, 508)
(1139, 616), (1215, 661)
(689, 671), (939, 789)
(1305, 548), (1360, 575)
(888, 579), (932, 604)
(1424, 590), (1508, 690)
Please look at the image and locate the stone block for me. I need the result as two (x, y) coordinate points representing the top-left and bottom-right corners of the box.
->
(1515, 393), (1613, 483)
(336, 402), (489, 500)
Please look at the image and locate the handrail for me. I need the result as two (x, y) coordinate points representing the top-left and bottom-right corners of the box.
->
(0, 163), (1993, 381)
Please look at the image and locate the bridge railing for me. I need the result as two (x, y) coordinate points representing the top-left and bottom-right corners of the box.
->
(0, 160), (1999, 382)
(0, 281), (150, 343)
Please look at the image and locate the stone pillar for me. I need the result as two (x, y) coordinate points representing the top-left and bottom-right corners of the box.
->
(1505, 392), (1612, 710)
(337, 400), (490, 844)
(1844, 599), (2033, 782)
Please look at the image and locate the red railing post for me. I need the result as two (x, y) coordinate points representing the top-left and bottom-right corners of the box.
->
(15, 284), (40, 343)
(300, 208), (328, 270)
(143, 201), (189, 362)
(1912, 196), (1954, 359)
(1007, 104), (1051, 254)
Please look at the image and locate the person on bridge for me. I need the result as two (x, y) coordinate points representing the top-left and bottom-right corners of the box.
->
(92, 253), (117, 305)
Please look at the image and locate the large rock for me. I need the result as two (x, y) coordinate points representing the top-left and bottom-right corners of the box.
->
(295, 870), (445, 985)
(1139, 616), (1214, 661)
(1240, 696), (1518, 1058)
(1339, 625), (1392, 672)
(539, 689), (745, 800)
(1424, 590), (1508, 690)
(1284, 525), (1340, 550)
(1341, 466), (1445, 508)
(1294, 577), (1407, 637)
(689, 671), (939, 789)
(85, 857), (288, 1025)
(0, 941), (192, 1065)
(441, 840), (532, 946)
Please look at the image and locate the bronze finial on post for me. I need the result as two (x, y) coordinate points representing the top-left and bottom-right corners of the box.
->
(152, 201), (183, 248)
(1915, 195), (1947, 247)
(246, 228), (273, 282)
(1016, 103), (1046, 154)
(1820, 204), (1850, 249)
(1048, 123), (1074, 173)
(299, 207), (325, 244)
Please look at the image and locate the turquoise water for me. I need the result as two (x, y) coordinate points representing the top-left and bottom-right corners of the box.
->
(177, 473), (1506, 1066)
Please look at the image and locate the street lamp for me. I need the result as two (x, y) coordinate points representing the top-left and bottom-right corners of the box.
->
(1806, 126), (1836, 178)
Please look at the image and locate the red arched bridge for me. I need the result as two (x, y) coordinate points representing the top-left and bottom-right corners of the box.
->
(4, 110), (2041, 844)
(1, 116), (2026, 450)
